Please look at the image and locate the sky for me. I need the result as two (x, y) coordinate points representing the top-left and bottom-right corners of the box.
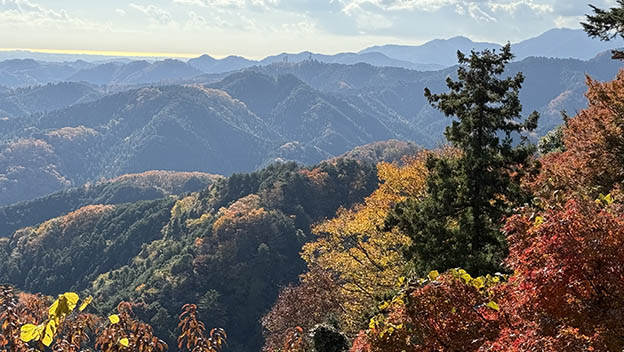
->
(0, 0), (618, 59)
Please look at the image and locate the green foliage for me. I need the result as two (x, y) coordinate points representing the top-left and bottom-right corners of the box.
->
(0, 198), (175, 294)
(387, 44), (538, 276)
(537, 125), (565, 155)
(583, 0), (624, 59)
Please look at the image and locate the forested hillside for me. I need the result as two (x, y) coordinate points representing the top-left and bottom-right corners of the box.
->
(2, 53), (620, 206)
(0, 141), (420, 351)
(0, 73), (425, 205)
(4, 8), (624, 351)
(0, 170), (221, 237)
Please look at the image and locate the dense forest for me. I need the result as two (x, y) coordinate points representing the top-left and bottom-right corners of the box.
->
(3, 3), (624, 352)
(0, 143), (420, 351)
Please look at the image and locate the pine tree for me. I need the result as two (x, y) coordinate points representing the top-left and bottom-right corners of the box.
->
(386, 44), (538, 276)
(582, 0), (624, 59)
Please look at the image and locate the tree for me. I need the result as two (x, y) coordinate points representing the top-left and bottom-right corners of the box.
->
(487, 198), (624, 351)
(387, 44), (538, 276)
(531, 71), (624, 204)
(351, 270), (506, 352)
(583, 0), (624, 59)
(300, 156), (429, 333)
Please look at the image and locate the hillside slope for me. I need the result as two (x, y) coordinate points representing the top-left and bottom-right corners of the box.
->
(0, 170), (221, 237)
(1, 73), (427, 205)
(0, 152), (398, 351)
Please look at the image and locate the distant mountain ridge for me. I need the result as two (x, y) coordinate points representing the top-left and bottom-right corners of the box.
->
(2, 53), (621, 206)
(360, 28), (624, 68)
(0, 72), (427, 205)
(0, 28), (620, 89)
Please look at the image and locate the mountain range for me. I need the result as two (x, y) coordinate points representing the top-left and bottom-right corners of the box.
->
(361, 28), (624, 68)
(1, 28), (622, 88)
(1, 52), (621, 206)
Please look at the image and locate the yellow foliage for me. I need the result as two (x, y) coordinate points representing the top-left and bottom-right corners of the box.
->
(302, 155), (429, 333)
(20, 323), (44, 342)
(42, 320), (57, 346)
(170, 195), (198, 220)
(49, 292), (79, 319)
(487, 301), (500, 311)
(119, 337), (130, 347)
(79, 296), (93, 311)
(109, 314), (120, 324)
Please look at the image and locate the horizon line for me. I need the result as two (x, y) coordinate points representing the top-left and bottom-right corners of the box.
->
(0, 48), (204, 59)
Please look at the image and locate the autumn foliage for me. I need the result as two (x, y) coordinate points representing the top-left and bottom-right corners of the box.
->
(532, 71), (624, 202)
(344, 68), (624, 351)
(260, 47), (624, 349)
(0, 288), (225, 352)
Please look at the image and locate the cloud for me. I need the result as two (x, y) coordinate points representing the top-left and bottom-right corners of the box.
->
(116, 8), (127, 16)
(129, 3), (174, 24)
(172, 0), (279, 10)
(0, 0), (103, 30)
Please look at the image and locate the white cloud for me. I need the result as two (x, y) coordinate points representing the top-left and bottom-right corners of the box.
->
(172, 0), (279, 9)
(116, 8), (127, 16)
(129, 3), (174, 24)
(0, 0), (104, 30)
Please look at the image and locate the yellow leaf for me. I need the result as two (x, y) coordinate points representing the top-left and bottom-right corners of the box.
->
(42, 320), (57, 347)
(534, 216), (544, 226)
(472, 276), (485, 289)
(119, 338), (129, 347)
(79, 296), (93, 312)
(49, 292), (77, 318)
(461, 273), (472, 284)
(605, 194), (614, 205)
(368, 318), (376, 330)
(20, 324), (42, 342)
(397, 276), (406, 287)
(63, 292), (79, 311)
(48, 299), (60, 318)
(391, 296), (404, 306)
(427, 270), (440, 281)
(378, 301), (390, 310)
(487, 301), (500, 311)
(109, 314), (120, 324)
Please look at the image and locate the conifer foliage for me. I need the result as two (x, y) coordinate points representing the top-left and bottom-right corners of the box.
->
(387, 44), (538, 276)
(583, 0), (624, 59)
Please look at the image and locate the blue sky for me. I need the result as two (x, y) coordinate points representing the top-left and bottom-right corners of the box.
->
(0, 0), (617, 58)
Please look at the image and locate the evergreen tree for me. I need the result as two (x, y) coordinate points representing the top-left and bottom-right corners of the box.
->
(386, 44), (539, 276)
(583, 0), (624, 59)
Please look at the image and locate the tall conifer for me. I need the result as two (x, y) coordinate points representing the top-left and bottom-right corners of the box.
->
(387, 44), (538, 275)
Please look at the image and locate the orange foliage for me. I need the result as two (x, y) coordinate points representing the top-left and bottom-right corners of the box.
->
(261, 268), (344, 351)
(489, 199), (624, 351)
(95, 302), (167, 352)
(12, 204), (114, 253)
(177, 304), (226, 352)
(533, 70), (624, 202)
